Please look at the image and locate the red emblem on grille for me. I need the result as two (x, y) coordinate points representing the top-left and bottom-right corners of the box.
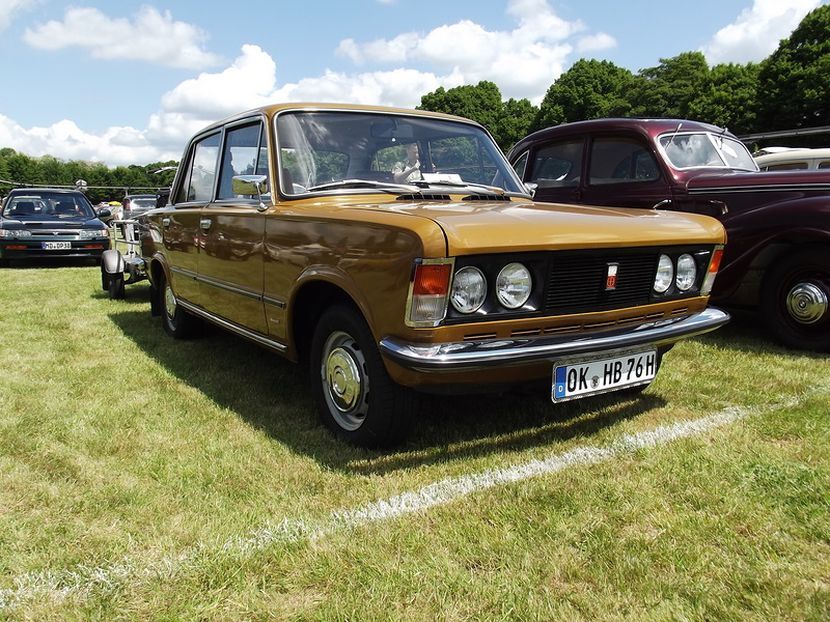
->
(605, 263), (618, 291)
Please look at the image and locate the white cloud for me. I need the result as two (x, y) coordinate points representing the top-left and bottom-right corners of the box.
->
(0, 0), (35, 31)
(23, 6), (220, 69)
(0, 114), (177, 166)
(335, 0), (600, 101)
(576, 32), (616, 54)
(702, 0), (820, 64)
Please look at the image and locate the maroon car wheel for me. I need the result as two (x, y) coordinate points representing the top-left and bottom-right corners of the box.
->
(762, 247), (830, 352)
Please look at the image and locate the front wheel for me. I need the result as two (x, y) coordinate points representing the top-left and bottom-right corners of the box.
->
(108, 273), (125, 300)
(310, 305), (416, 447)
(159, 272), (201, 339)
(761, 246), (830, 352)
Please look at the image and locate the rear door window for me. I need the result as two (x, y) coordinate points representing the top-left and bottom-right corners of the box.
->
(175, 132), (221, 203)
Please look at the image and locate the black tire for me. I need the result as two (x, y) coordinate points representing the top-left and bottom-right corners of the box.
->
(310, 305), (416, 447)
(101, 267), (110, 291)
(761, 246), (830, 352)
(159, 271), (201, 339)
(108, 273), (125, 300)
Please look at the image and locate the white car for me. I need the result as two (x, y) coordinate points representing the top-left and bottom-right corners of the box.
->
(754, 147), (830, 171)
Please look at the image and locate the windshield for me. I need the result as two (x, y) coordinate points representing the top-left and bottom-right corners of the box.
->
(658, 132), (758, 171)
(130, 198), (156, 210)
(275, 111), (525, 196)
(2, 192), (95, 219)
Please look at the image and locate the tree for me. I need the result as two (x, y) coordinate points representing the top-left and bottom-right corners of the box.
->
(630, 52), (711, 120)
(534, 59), (638, 130)
(690, 62), (760, 135)
(418, 81), (537, 151)
(757, 4), (830, 130)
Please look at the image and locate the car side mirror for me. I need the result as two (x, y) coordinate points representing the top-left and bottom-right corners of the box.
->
(232, 175), (269, 211)
(97, 208), (112, 219)
(524, 182), (538, 198)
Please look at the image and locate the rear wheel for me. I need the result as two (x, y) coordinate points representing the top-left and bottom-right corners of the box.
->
(160, 272), (201, 339)
(310, 305), (415, 447)
(762, 247), (830, 352)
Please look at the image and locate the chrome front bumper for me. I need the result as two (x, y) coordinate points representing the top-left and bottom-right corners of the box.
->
(379, 307), (729, 372)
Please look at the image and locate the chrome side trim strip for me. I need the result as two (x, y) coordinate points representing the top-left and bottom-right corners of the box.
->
(263, 295), (286, 309)
(170, 266), (197, 279)
(379, 307), (729, 372)
(177, 299), (287, 352)
(688, 184), (830, 194)
(197, 274), (260, 301)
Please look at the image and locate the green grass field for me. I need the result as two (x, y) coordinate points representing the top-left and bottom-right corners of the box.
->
(0, 264), (828, 620)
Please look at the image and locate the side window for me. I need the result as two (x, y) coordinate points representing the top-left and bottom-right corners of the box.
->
(175, 133), (220, 203)
(589, 137), (660, 185)
(529, 140), (583, 188)
(512, 151), (529, 179)
(763, 162), (808, 171)
(217, 122), (267, 200)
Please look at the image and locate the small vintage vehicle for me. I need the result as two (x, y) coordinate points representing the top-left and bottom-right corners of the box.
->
(140, 104), (728, 446)
(0, 188), (110, 264)
(509, 119), (830, 351)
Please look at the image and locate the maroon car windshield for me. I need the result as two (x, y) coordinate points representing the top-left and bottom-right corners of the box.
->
(658, 132), (757, 171)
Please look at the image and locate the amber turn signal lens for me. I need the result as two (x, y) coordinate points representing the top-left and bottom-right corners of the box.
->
(413, 263), (451, 296)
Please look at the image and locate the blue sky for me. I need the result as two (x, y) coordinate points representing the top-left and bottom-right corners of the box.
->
(0, 0), (823, 165)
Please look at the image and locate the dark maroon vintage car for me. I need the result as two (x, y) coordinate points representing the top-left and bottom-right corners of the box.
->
(508, 119), (830, 351)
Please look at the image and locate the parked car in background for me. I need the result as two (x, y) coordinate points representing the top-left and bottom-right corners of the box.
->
(0, 188), (110, 264)
(754, 147), (830, 171)
(136, 103), (728, 446)
(508, 119), (830, 351)
(123, 194), (157, 219)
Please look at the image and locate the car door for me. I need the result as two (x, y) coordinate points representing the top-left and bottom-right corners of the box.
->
(162, 131), (221, 307)
(580, 134), (672, 209)
(197, 118), (269, 334)
(519, 137), (585, 204)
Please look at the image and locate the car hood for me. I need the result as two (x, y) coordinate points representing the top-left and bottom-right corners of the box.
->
(1, 217), (104, 229)
(353, 198), (725, 255)
(684, 169), (830, 191)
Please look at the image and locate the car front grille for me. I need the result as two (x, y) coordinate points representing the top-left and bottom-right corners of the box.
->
(545, 250), (658, 314)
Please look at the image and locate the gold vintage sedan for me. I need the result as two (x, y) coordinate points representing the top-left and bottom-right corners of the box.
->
(140, 103), (728, 446)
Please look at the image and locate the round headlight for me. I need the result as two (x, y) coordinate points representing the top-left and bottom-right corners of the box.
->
(451, 266), (487, 314)
(496, 262), (532, 309)
(675, 254), (697, 291)
(654, 254), (674, 293)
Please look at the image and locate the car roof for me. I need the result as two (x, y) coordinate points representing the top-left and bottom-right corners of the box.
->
(192, 102), (484, 137)
(754, 148), (830, 164)
(510, 118), (732, 156)
(7, 187), (86, 196)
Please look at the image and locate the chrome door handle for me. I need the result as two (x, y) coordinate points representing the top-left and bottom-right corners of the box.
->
(200, 218), (212, 231)
(161, 217), (171, 227)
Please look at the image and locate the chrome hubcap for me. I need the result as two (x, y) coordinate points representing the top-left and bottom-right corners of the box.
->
(785, 282), (828, 325)
(164, 285), (177, 319)
(322, 331), (368, 431)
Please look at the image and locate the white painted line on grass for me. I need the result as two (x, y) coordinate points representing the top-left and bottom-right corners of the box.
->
(0, 395), (810, 611)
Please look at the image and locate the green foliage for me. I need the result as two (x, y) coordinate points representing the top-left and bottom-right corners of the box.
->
(690, 62), (760, 136)
(418, 81), (538, 151)
(0, 148), (178, 203)
(757, 4), (830, 130)
(535, 59), (637, 130)
(630, 51), (711, 119)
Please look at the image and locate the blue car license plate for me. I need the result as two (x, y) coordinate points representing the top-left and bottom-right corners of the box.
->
(552, 349), (657, 402)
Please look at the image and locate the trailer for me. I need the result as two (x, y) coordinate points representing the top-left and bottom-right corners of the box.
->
(100, 218), (147, 299)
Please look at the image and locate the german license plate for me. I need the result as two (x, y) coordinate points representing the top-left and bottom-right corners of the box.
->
(42, 241), (71, 250)
(552, 349), (657, 402)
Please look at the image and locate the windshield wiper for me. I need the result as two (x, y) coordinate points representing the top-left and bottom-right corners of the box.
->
(411, 180), (506, 195)
(305, 179), (418, 193)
